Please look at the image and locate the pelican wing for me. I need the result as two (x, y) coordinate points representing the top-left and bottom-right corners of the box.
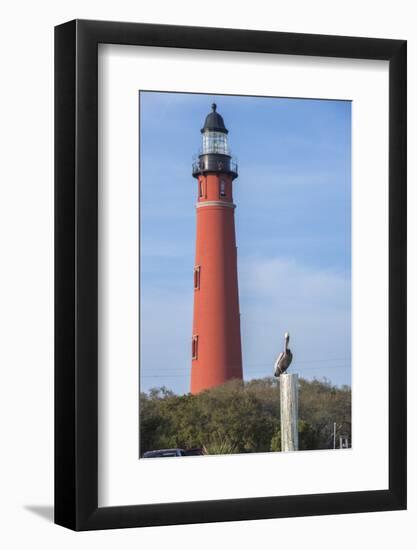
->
(274, 352), (284, 376)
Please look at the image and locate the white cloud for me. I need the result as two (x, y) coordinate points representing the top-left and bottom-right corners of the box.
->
(239, 257), (351, 384)
(240, 257), (349, 307)
(140, 257), (351, 393)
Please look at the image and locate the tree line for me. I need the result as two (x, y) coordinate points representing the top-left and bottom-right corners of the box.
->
(140, 377), (351, 455)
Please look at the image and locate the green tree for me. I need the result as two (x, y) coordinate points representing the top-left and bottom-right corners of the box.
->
(139, 377), (351, 455)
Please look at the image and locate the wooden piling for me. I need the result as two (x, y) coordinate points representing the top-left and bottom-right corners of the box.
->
(280, 373), (299, 452)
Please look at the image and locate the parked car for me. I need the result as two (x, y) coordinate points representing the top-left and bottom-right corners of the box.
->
(183, 447), (206, 456)
(142, 447), (207, 458)
(142, 448), (186, 458)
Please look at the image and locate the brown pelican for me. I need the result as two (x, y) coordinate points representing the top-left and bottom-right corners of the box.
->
(274, 332), (293, 377)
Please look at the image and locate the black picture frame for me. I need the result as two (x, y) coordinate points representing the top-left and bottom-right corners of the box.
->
(55, 19), (407, 531)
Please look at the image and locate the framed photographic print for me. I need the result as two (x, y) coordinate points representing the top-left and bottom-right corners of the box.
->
(55, 20), (406, 530)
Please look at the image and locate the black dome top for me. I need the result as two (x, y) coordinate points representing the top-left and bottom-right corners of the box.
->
(201, 103), (228, 134)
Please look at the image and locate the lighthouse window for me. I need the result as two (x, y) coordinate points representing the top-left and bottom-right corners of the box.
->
(202, 131), (229, 155)
(220, 180), (226, 197)
(199, 179), (206, 198)
(192, 335), (199, 360)
(194, 266), (201, 289)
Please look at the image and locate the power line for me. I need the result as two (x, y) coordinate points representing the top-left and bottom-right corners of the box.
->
(141, 363), (350, 373)
(141, 364), (351, 378)
(141, 357), (351, 373)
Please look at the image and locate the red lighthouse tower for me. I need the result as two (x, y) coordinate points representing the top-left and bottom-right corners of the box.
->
(190, 104), (243, 394)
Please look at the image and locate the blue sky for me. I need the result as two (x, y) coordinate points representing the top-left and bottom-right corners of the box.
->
(140, 91), (351, 394)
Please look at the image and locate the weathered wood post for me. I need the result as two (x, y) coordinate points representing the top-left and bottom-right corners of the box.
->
(280, 373), (299, 452)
